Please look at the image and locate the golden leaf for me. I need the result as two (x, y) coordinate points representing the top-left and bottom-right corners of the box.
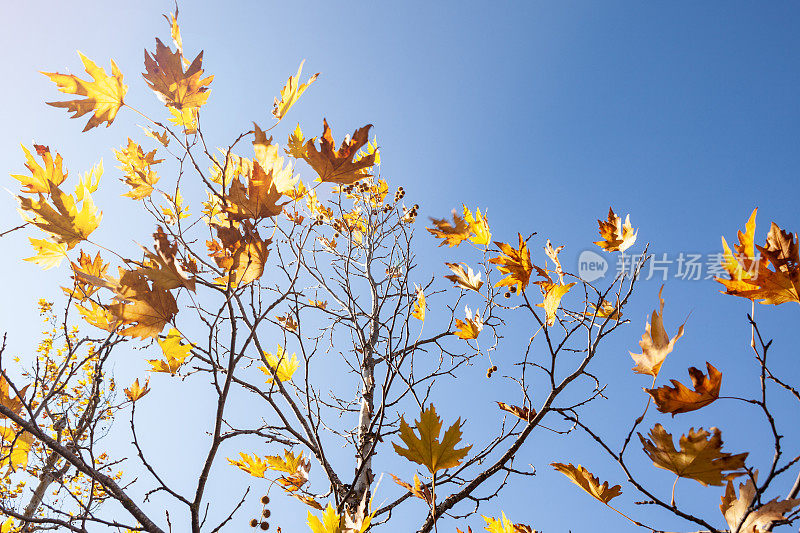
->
(551, 462), (622, 504)
(148, 328), (193, 374)
(299, 119), (375, 185)
(463, 206), (491, 245)
(76, 301), (118, 332)
(0, 377), (28, 421)
(539, 282), (575, 327)
(629, 286), (685, 377)
(482, 513), (536, 533)
(720, 471), (800, 533)
(42, 52), (128, 131)
(65, 250), (109, 301)
(110, 274), (178, 339)
(412, 284), (426, 322)
(497, 401), (535, 422)
(454, 306), (483, 340)
(115, 139), (162, 200)
(140, 226), (196, 292)
(308, 503), (342, 533)
(0, 427), (32, 471)
(490, 234), (533, 294)
(639, 424), (747, 486)
(445, 262), (483, 291)
(259, 345), (299, 383)
(646, 362), (722, 416)
(273, 59), (319, 121)
(427, 210), (471, 248)
(124, 378), (150, 402)
(12, 144), (67, 194)
(393, 404), (471, 474)
(594, 207), (637, 253)
(24, 237), (68, 270)
(143, 38), (213, 110)
(390, 473), (433, 505)
(228, 452), (268, 478)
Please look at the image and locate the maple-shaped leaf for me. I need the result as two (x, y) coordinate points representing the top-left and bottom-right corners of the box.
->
(646, 362), (722, 416)
(445, 262), (483, 291)
(140, 226), (196, 291)
(427, 210), (471, 248)
(412, 284), (426, 322)
(720, 471), (800, 533)
(148, 328), (193, 374)
(639, 424), (747, 486)
(42, 52), (128, 131)
(224, 166), (287, 220)
(228, 452), (268, 478)
(268, 449), (311, 492)
(454, 306), (483, 340)
(551, 463), (622, 504)
(17, 181), (102, 250)
(115, 139), (162, 200)
(65, 250), (109, 301)
(308, 503), (342, 533)
(539, 281), (576, 327)
(585, 299), (622, 320)
(482, 513), (536, 533)
(273, 59), (319, 120)
(12, 144), (67, 194)
(124, 378), (150, 402)
(286, 123), (306, 158)
(594, 207), (637, 253)
(463, 206), (491, 246)
(629, 286), (685, 377)
(208, 223), (271, 287)
(24, 237), (68, 270)
(259, 345), (299, 383)
(490, 234), (534, 294)
(390, 473), (433, 505)
(142, 126), (170, 147)
(76, 301), (118, 332)
(299, 119), (375, 185)
(143, 38), (213, 110)
(497, 401), (536, 422)
(393, 404), (471, 474)
(110, 278), (178, 339)
(0, 427), (32, 472)
(168, 106), (199, 133)
(252, 124), (299, 193)
(0, 377), (28, 421)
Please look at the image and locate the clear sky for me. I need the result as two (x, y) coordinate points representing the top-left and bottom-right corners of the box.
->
(1, 1), (799, 532)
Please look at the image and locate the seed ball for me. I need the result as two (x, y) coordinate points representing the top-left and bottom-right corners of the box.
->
(261, 496), (270, 504)
(260, 522), (269, 530)
(492, 365), (498, 372)
(504, 292), (510, 299)
(263, 509), (271, 518)
(250, 519), (259, 527)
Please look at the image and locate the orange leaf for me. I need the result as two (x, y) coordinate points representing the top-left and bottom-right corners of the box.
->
(646, 362), (722, 415)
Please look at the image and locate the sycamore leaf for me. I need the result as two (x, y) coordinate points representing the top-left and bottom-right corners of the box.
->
(539, 282), (575, 327)
(646, 362), (722, 416)
(143, 38), (213, 110)
(259, 345), (299, 383)
(393, 404), (471, 474)
(630, 286), (685, 377)
(454, 306), (483, 340)
(168, 106), (199, 133)
(463, 206), (491, 245)
(287, 123), (306, 158)
(490, 234), (533, 294)
(299, 119), (375, 185)
(720, 471), (800, 533)
(482, 513), (536, 533)
(208, 223), (271, 287)
(412, 284), (426, 322)
(142, 126), (170, 147)
(267, 449), (311, 492)
(124, 378), (150, 402)
(273, 59), (319, 121)
(594, 207), (637, 253)
(140, 226), (196, 291)
(497, 401), (535, 422)
(639, 424), (747, 486)
(163, 7), (182, 54)
(224, 167), (286, 221)
(160, 190), (191, 224)
(390, 473), (433, 505)
(252, 124), (299, 194)
(1, 518), (13, 533)
(0, 427), (32, 471)
(716, 208), (800, 305)
(308, 503), (342, 533)
(228, 452), (268, 478)
(17, 181), (102, 250)
(76, 301), (118, 332)
(445, 262), (483, 291)
(148, 328), (193, 374)
(24, 237), (68, 270)
(551, 463), (622, 504)
(0, 377), (28, 420)
(585, 299), (622, 320)
(42, 52), (128, 131)
(427, 210), (471, 248)
(12, 144), (67, 194)
(65, 251), (108, 300)
(110, 279), (178, 339)
(115, 139), (162, 200)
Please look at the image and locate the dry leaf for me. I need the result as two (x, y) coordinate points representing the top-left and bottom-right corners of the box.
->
(646, 362), (722, 416)
(594, 207), (637, 253)
(393, 404), (471, 474)
(629, 286), (685, 377)
(551, 462), (622, 504)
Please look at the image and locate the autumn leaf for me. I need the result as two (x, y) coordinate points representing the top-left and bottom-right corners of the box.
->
(143, 38), (213, 110)
(539, 282), (575, 327)
(76, 301), (118, 332)
(12, 144), (67, 194)
(412, 284), (426, 322)
(224, 163), (287, 221)
(639, 424), (747, 486)
(482, 513), (536, 533)
(259, 345), (299, 383)
(490, 234), (534, 294)
(42, 52), (128, 131)
(390, 473), (433, 505)
(342, 491), (374, 533)
(585, 299), (621, 320)
(228, 452), (268, 478)
(551, 463), (622, 505)
(299, 119), (375, 184)
(454, 306), (483, 340)
(646, 362), (722, 416)
(0, 427), (32, 471)
(24, 237), (68, 270)
(463, 206), (491, 246)
(308, 503), (342, 533)
(65, 250), (109, 300)
(163, 7), (182, 54)
(393, 404), (471, 474)
(287, 123), (306, 158)
(252, 123), (299, 194)
(427, 210), (471, 248)
(208, 223), (271, 287)
(629, 286), (685, 377)
(497, 401), (535, 422)
(110, 279), (178, 339)
(720, 471), (800, 533)
(594, 207), (637, 253)
(124, 378), (151, 402)
(142, 126), (170, 147)
(445, 262), (483, 291)
(148, 328), (193, 374)
(266, 449), (311, 492)
(0, 376), (28, 421)
(115, 138), (162, 199)
(273, 59), (319, 121)
(168, 106), (199, 133)
(140, 226), (196, 292)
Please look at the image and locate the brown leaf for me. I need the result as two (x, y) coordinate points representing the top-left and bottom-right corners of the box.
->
(594, 207), (637, 253)
(142, 38), (213, 110)
(630, 286), (685, 377)
(299, 119), (375, 184)
(720, 471), (800, 532)
(390, 473), (433, 505)
(551, 463), (622, 504)
(496, 401), (535, 422)
(427, 210), (472, 248)
(646, 362), (722, 416)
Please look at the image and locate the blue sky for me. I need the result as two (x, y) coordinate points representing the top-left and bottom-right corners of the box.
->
(2, 1), (800, 532)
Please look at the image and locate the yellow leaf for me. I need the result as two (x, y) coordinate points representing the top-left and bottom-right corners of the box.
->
(148, 328), (193, 374)
(42, 52), (128, 131)
(124, 378), (150, 402)
(629, 286), (685, 377)
(273, 60), (319, 121)
(390, 473), (433, 505)
(427, 210), (471, 248)
(411, 284), (426, 322)
(143, 38), (213, 110)
(454, 306), (483, 340)
(445, 262), (483, 291)
(161, 190), (191, 224)
(24, 237), (67, 270)
(228, 452), (267, 478)
(0, 376), (28, 421)
(639, 424), (747, 486)
(645, 362), (722, 416)
(307, 502), (342, 533)
(17, 181), (101, 250)
(139, 226), (196, 292)
(551, 462), (622, 504)
(110, 272), (178, 339)
(115, 139), (162, 200)
(393, 404), (471, 474)
(490, 234), (533, 294)
(482, 512), (535, 533)
(594, 207), (637, 252)
(463, 206), (491, 245)
(163, 7), (183, 54)
(11, 144), (67, 194)
(0, 427), (32, 471)
(76, 301), (118, 332)
(286, 123), (306, 158)
(259, 345), (299, 383)
(299, 119), (375, 185)
(142, 126), (170, 147)
(168, 106), (199, 134)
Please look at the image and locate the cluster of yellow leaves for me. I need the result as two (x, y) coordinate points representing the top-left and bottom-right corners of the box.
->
(229, 448), (322, 509)
(148, 328), (194, 375)
(259, 345), (299, 383)
(720, 471), (800, 532)
(307, 499), (374, 533)
(115, 138), (162, 199)
(457, 513), (536, 533)
(639, 424), (747, 486)
(427, 206), (491, 248)
(393, 404), (471, 474)
(629, 286), (685, 377)
(717, 208), (800, 305)
(551, 463), (622, 504)
(646, 362), (721, 415)
(594, 207), (637, 253)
